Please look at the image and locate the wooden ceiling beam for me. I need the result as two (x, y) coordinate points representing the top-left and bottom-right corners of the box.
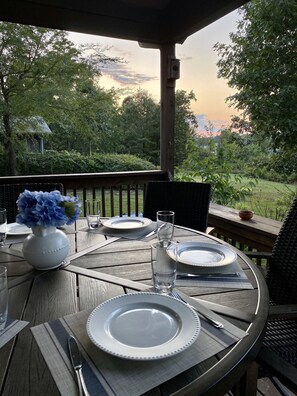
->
(161, 0), (249, 43)
(0, 0), (164, 44)
(0, 0), (250, 44)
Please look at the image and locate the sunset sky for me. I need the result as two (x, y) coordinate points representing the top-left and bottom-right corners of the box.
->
(68, 9), (241, 132)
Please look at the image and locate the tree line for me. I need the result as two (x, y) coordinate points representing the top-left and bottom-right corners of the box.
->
(1, 0), (296, 190)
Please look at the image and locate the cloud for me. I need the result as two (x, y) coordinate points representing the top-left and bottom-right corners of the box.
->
(101, 62), (157, 86)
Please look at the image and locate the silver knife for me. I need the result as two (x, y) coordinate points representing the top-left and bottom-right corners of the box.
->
(143, 227), (157, 238)
(177, 271), (240, 279)
(68, 336), (90, 396)
(143, 223), (166, 239)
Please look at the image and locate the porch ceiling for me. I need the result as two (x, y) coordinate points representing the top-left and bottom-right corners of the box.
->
(1, 0), (249, 45)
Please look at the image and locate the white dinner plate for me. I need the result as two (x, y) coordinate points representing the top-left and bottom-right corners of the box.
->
(6, 223), (32, 236)
(103, 216), (152, 230)
(168, 242), (237, 274)
(87, 292), (200, 360)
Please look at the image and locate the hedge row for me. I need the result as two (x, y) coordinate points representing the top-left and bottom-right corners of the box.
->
(3, 150), (157, 175)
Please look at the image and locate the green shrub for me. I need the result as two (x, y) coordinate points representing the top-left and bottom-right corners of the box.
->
(16, 150), (156, 175)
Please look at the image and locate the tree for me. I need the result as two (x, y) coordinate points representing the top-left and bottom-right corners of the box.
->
(118, 90), (160, 164)
(174, 90), (198, 166)
(117, 89), (198, 166)
(215, 0), (297, 152)
(0, 22), (119, 174)
(48, 86), (119, 154)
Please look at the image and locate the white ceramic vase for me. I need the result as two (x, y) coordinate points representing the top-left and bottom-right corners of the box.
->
(22, 226), (69, 270)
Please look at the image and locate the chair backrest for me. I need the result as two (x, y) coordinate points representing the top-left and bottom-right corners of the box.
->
(143, 181), (211, 232)
(0, 183), (64, 224)
(266, 194), (297, 304)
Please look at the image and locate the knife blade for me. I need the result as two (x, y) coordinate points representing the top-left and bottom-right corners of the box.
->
(143, 227), (157, 238)
(68, 336), (90, 396)
(143, 222), (166, 239)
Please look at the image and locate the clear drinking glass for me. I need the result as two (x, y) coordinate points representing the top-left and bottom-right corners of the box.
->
(0, 266), (8, 331)
(85, 200), (102, 229)
(156, 210), (175, 245)
(151, 241), (177, 295)
(0, 208), (7, 246)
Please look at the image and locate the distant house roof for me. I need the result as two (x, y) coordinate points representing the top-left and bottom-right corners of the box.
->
(14, 117), (52, 136)
(27, 117), (52, 135)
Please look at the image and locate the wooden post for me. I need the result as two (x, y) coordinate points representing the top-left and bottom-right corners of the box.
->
(139, 42), (179, 178)
(159, 44), (179, 178)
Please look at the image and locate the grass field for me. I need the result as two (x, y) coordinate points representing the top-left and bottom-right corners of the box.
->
(232, 176), (296, 220)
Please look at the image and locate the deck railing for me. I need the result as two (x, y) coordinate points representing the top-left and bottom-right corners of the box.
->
(208, 203), (280, 252)
(0, 172), (281, 256)
(0, 170), (169, 217)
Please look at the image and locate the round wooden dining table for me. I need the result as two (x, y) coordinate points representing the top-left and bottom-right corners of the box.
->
(0, 221), (269, 396)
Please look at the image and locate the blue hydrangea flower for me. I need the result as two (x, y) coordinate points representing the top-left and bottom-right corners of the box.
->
(16, 190), (80, 228)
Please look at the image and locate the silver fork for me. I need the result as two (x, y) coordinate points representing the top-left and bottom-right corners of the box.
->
(171, 290), (224, 329)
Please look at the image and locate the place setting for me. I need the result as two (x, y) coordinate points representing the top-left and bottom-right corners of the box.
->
(0, 208), (32, 252)
(30, 210), (248, 396)
(150, 209), (253, 290)
(31, 292), (247, 396)
(81, 198), (159, 240)
(0, 206), (32, 246)
(172, 241), (254, 289)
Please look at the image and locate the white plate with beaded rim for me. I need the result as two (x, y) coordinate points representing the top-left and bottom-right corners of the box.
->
(168, 242), (237, 274)
(87, 292), (200, 360)
(102, 216), (152, 230)
(6, 223), (32, 235)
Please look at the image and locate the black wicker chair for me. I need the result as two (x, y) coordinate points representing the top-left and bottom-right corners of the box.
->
(0, 183), (64, 223)
(247, 194), (297, 395)
(143, 181), (211, 232)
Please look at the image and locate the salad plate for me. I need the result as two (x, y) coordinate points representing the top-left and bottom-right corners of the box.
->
(87, 292), (200, 360)
(103, 216), (152, 230)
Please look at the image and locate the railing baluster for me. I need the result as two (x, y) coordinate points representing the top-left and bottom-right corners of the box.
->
(119, 185), (123, 216)
(110, 186), (114, 217)
(127, 184), (131, 215)
(82, 188), (87, 216)
(135, 184), (139, 216)
(101, 187), (106, 217)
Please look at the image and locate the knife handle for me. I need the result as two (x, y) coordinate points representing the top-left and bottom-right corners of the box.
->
(75, 371), (83, 396)
(78, 368), (90, 396)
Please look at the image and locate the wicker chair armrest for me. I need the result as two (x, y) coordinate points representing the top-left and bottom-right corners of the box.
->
(268, 304), (297, 320)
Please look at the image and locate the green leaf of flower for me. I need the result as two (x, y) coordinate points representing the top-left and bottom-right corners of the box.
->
(59, 201), (75, 218)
